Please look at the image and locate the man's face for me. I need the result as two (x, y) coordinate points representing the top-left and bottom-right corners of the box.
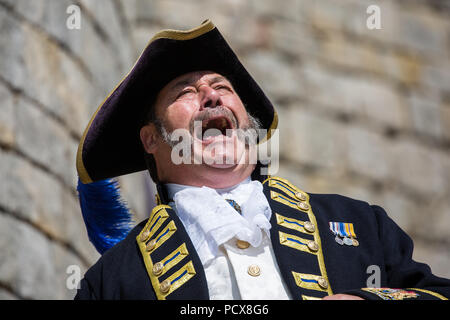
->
(157, 71), (254, 165)
(140, 70), (258, 186)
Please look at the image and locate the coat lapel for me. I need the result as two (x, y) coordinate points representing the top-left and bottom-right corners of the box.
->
(136, 204), (209, 300)
(264, 176), (332, 300)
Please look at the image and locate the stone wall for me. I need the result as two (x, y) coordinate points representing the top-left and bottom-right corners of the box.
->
(0, 0), (449, 299)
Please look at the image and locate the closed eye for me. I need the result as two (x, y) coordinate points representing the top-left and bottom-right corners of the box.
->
(175, 87), (197, 100)
(213, 85), (233, 93)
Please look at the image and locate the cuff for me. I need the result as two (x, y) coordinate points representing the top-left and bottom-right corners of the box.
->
(342, 288), (448, 300)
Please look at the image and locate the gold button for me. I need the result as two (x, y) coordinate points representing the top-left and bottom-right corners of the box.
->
(140, 230), (150, 242)
(247, 265), (261, 277)
(297, 202), (309, 211)
(159, 279), (171, 294)
(152, 262), (164, 276)
(318, 277), (328, 289)
(303, 221), (315, 233)
(236, 240), (250, 249)
(146, 239), (156, 252)
(295, 192), (307, 201)
(307, 240), (319, 252)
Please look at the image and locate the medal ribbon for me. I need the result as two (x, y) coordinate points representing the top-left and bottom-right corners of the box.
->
(329, 222), (356, 238)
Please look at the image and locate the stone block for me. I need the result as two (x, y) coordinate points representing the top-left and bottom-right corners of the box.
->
(408, 91), (443, 139)
(138, 0), (208, 30)
(0, 10), (98, 136)
(0, 150), (99, 265)
(242, 51), (304, 102)
(78, 0), (135, 70)
(306, 0), (349, 33)
(299, 62), (355, 112)
(319, 35), (384, 75)
(7, 0), (124, 95)
(381, 52), (423, 86)
(0, 9), (27, 90)
(246, 0), (307, 24)
(0, 212), (87, 299)
(359, 79), (407, 130)
(0, 82), (16, 148)
(299, 63), (369, 117)
(270, 18), (319, 58)
(391, 139), (447, 196)
(15, 97), (78, 187)
(131, 0), (161, 23)
(346, 126), (392, 181)
(441, 104), (450, 142)
(278, 106), (348, 170)
(395, 9), (448, 57)
(300, 62), (406, 130)
(118, 0), (137, 24)
(0, 151), (35, 219)
(421, 64), (450, 95)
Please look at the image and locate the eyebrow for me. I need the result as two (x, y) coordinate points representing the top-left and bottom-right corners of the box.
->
(209, 76), (228, 85)
(169, 75), (230, 92)
(169, 79), (194, 92)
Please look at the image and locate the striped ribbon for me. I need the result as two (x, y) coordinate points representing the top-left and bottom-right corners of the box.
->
(329, 222), (356, 238)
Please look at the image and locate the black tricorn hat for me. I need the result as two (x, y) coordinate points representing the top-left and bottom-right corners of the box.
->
(76, 20), (278, 184)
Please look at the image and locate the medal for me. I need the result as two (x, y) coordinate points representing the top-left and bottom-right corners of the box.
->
(343, 236), (353, 246)
(329, 221), (358, 247)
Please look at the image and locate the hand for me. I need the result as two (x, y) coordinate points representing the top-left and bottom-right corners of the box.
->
(322, 294), (364, 300)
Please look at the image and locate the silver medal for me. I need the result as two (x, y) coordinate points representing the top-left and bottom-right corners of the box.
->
(335, 235), (344, 245)
(343, 237), (353, 246)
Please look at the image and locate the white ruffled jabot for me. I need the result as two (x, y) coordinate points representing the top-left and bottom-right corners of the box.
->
(168, 178), (272, 265)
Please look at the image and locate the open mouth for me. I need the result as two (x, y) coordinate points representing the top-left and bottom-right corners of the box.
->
(199, 116), (234, 140)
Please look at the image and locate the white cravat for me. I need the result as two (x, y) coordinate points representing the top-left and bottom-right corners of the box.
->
(165, 177), (292, 300)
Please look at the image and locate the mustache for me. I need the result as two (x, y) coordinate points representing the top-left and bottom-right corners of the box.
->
(188, 106), (238, 135)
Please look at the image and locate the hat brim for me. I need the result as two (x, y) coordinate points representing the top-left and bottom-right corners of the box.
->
(77, 20), (278, 184)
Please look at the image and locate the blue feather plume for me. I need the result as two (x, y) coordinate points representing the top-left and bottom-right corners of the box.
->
(77, 178), (134, 254)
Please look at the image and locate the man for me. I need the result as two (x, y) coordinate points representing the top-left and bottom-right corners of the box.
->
(75, 20), (450, 300)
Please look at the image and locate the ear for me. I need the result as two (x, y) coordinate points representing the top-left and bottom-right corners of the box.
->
(140, 124), (159, 154)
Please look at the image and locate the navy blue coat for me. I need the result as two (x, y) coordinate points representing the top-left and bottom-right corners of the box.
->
(75, 176), (450, 300)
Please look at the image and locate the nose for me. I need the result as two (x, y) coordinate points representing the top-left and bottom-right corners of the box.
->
(199, 85), (221, 110)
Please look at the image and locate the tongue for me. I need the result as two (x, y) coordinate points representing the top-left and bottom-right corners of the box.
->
(203, 127), (223, 139)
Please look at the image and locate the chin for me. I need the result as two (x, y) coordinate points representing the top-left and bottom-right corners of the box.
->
(197, 149), (246, 169)
(204, 161), (238, 169)
(199, 162), (254, 189)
